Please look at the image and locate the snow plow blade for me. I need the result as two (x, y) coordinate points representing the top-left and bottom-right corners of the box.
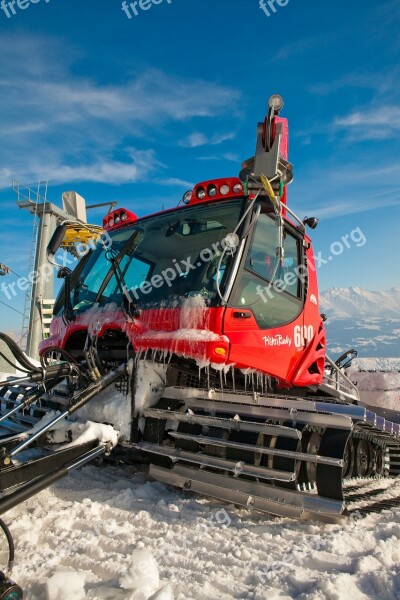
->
(0, 443), (106, 516)
(150, 464), (346, 523)
(0, 439), (99, 493)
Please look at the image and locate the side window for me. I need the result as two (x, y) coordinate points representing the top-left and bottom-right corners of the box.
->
(281, 230), (301, 298)
(245, 213), (278, 281)
(122, 256), (152, 292)
(232, 213), (304, 329)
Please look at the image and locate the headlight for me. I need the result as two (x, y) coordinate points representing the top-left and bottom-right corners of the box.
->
(220, 185), (230, 195)
(182, 190), (192, 204)
(207, 184), (217, 197)
(196, 187), (206, 200)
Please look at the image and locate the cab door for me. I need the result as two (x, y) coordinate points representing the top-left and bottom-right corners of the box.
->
(223, 207), (307, 382)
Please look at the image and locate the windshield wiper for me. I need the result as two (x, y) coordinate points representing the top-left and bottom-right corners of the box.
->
(105, 231), (143, 319)
(106, 250), (141, 319)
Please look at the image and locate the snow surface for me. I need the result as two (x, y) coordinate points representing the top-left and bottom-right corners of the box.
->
(346, 358), (400, 411)
(4, 463), (400, 600)
(2, 365), (400, 599)
(352, 358), (400, 372)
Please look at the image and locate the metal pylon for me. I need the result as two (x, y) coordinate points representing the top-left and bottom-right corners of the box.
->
(13, 180), (48, 351)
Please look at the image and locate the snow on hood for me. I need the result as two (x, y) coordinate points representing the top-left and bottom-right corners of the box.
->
(77, 382), (132, 441)
(140, 328), (222, 342)
(77, 359), (168, 436)
(23, 413), (120, 449)
(134, 360), (167, 416)
(179, 295), (207, 329)
(57, 420), (120, 449)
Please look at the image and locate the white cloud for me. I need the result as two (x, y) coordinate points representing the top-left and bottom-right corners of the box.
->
(158, 177), (194, 188)
(309, 71), (396, 96)
(0, 34), (241, 188)
(335, 106), (400, 140)
(197, 153), (239, 163)
(180, 133), (209, 148)
(210, 132), (237, 145)
(336, 106), (400, 127)
(0, 149), (161, 189)
(272, 32), (340, 61)
(179, 130), (237, 148)
(291, 162), (400, 219)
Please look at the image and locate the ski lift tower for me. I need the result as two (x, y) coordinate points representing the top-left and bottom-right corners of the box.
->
(14, 182), (96, 361)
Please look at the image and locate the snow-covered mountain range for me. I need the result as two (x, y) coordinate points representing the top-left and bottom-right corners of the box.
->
(320, 287), (400, 319)
(320, 287), (400, 358)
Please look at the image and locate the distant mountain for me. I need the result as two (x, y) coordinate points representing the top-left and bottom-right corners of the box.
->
(319, 288), (400, 358)
(320, 287), (400, 319)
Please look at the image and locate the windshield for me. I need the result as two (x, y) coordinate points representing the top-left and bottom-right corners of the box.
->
(57, 198), (245, 315)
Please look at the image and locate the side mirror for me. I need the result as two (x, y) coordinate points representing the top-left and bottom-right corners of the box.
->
(335, 348), (358, 370)
(303, 217), (319, 230)
(47, 224), (67, 266)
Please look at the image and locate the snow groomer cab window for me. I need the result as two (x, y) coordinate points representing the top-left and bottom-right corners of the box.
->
(231, 209), (304, 328)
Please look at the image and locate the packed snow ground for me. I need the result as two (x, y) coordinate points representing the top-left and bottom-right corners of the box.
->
(3, 464), (400, 600)
(1, 362), (400, 599)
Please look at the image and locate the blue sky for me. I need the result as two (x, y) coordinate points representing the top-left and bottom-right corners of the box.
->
(0, 0), (399, 333)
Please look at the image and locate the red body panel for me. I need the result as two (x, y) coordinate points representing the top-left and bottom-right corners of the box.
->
(40, 235), (325, 387)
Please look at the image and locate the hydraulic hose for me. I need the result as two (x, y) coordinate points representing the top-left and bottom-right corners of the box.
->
(0, 333), (41, 375)
(0, 519), (14, 574)
(0, 352), (30, 375)
(0, 519), (24, 599)
(0, 333), (80, 387)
